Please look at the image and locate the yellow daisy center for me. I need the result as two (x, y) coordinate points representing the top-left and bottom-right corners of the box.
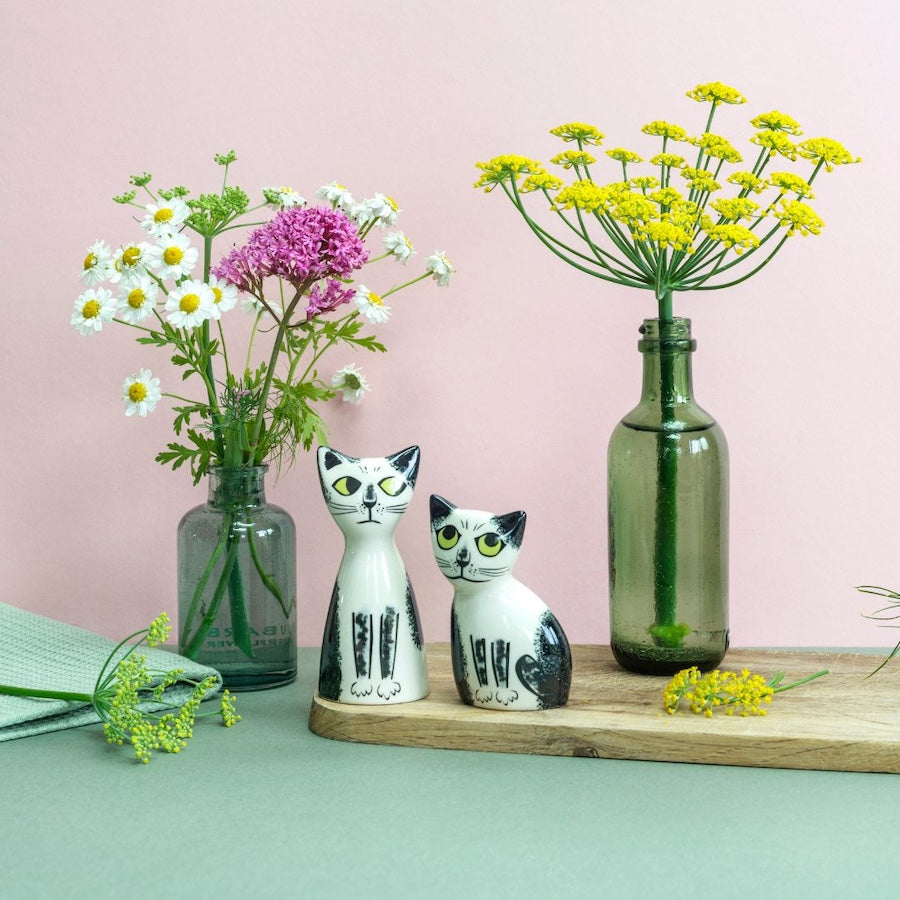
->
(82, 299), (101, 319)
(368, 292), (383, 306)
(121, 246), (141, 267)
(127, 288), (145, 309)
(83, 252), (97, 271)
(128, 382), (148, 403)
(212, 287), (223, 304)
(387, 196), (398, 211)
(154, 207), (174, 223)
(163, 246), (184, 266)
(179, 293), (200, 313)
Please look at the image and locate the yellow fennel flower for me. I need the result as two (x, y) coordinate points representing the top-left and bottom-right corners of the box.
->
(606, 147), (643, 164)
(554, 179), (625, 213)
(768, 172), (815, 198)
(751, 130), (798, 160)
(642, 120), (690, 142)
(649, 187), (686, 209)
(709, 197), (760, 221)
(664, 665), (828, 717)
(630, 175), (661, 191)
(611, 193), (658, 227)
(751, 110), (803, 135)
(650, 152), (687, 169)
(775, 199), (825, 236)
(686, 81), (747, 105)
(797, 137), (861, 171)
(473, 155), (546, 191)
(550, 150), (596, 169)
(727, 171), (766, 194)
(692, 132), (743, 163)
(642, 220), (695, 253)
(703, 223), (761, 254)
(550, 122), (604, 145)
(520, 172), (564, 193)
(681, 167), (721, 193)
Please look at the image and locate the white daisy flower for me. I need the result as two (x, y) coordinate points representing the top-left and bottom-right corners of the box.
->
(241, 295), (281, 317)
(331, 363), (371, 404)
(116, 275), (159, 325)
(383, 231), (414, 264)
(146, 232), (198, 281)
(353, 285), (391, 324)
(122, 368), (162, 417)
(109, 242), (152, 286)
(165, 280), (215, 328)
(352, 193), (399, 229)
(80, 240), (114, 286)
(425, 251), (455, 287)
(316, 182), (355, 212)
(141, 197), (190, 238)
(71, 287), (117, 335)
(263, 186), (306, 209)
(208, 275), (239, 319)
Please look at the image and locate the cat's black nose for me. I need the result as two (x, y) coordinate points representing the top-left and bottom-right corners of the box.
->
(363, 484), (377, 508)
(456, 548), (470, 567)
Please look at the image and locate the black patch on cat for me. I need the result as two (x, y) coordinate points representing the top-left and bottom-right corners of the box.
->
(470, 636), (489, 687)
(495, 510), (526, 550)
(515, 610), (572, 709)
(379, 607), (399, 679)
(318, 582), (343, 700)
(491, 640), (510, 687)
(429, 494), (455, 527)
(450, 608), (473, 705)
(353, 612), (373, 678)
(388, 446), (420, 488)
(405, 578), (424, 649)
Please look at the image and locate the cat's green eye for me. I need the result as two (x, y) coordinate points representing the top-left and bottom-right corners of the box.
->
(378, 476), (406, 497)
(436, 525), (460, 550)
(476, 533), (504, 557)
(333, 476), (361, 496)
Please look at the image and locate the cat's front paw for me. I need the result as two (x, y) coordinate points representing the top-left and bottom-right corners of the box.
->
(495, 687), (519, 707)
(350, 678), (374, 698)
(474, 686), (493, 704)
(377, 679), (402, 700)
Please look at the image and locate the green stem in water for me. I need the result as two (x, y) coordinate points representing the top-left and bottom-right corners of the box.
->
(649, 290), (684, 648)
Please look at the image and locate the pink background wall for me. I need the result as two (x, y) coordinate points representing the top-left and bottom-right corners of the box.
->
(1, 1), (895, 649)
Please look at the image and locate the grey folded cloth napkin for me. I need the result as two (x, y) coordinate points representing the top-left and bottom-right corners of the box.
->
(0, 602), (222, 741)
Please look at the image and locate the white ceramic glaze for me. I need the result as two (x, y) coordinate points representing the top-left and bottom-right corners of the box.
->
(317, 446), (429, 704)
(429, 495), (571, 711)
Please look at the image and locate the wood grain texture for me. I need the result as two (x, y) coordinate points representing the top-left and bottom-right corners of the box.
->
(308, 644), (900, 773)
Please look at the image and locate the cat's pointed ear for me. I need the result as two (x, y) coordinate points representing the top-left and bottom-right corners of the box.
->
(318, 446), (356, 473)
(388, 446), (420, 487)
(497, 511), (527, 548)
(430, 494), (456, 524)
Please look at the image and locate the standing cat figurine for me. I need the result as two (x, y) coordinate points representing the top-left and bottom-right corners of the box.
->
(429, 495), (571, 711)
(317, 446), (429, 704)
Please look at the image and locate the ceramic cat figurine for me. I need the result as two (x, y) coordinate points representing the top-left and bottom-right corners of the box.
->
(317, 446), (429, 704)
(429, 495), (571, 711)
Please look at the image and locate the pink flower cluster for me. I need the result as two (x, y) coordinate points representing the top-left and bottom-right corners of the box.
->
(213, 206), (369, 319)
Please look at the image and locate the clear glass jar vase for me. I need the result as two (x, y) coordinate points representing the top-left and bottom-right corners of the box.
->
(607, 318), (728, 674)
(177, 466), (297, 690)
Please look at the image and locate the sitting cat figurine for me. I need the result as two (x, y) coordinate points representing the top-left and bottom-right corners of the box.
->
(429, 495), (571, 711)
(317, 446), (429, 704)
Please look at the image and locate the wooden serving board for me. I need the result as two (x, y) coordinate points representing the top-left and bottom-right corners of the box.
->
(308, 644), (900, 773)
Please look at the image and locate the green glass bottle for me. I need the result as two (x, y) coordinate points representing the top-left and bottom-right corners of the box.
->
(178, 466), (297, 690)
(608, 318), (728, 674)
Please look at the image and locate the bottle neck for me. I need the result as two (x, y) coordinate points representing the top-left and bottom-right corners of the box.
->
(621, 318), (714, 431)
(638, 318), (696, 408)
(207, 466), (268, 509)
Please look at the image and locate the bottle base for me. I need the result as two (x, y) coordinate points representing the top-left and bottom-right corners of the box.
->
(611, 639), (727, 675)
(221, 666), (297, 692)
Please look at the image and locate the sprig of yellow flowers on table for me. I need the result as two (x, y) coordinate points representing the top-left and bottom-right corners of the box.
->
(663, 665), (829, 717)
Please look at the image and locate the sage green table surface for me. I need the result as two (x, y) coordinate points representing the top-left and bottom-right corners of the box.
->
(2, 647), (898, 900)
